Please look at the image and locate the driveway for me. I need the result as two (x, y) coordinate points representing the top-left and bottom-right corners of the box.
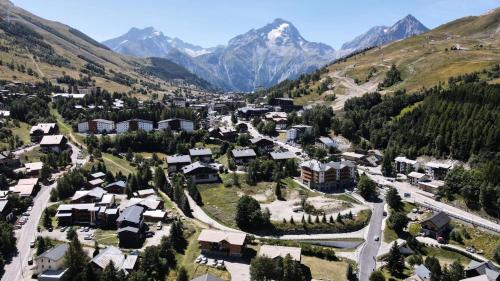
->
(225, 259), (250, 281)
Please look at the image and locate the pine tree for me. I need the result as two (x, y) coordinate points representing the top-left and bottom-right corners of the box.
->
(329, 215), (334, 223)
(307, 215), (312, 224)
(386, 241), (404, 276)
(322, 214), (327, 223)
(43, 208), (52, 229)
(176, 266), (189, 281)
(36, 236), (46, 256)
(275, 181), (282, 200)
(315, 216), (320, 223)
(93, 240), (99, 257)
(290, 216), (295, 224)
(64, 236), (88, 280)
(301, 215), (305, 224)
(336, 213), (343, 223)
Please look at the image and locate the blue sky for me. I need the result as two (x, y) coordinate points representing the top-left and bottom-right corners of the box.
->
(11, 0), (500, 49)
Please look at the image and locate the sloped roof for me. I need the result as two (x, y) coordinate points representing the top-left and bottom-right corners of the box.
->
(300, 160), (355, 172)
(191, 274), (224, 281)
(414, 264), (430, 280)
(189, 148), (212, 156)
(38, 244), (69, 261)
(422, 211), (450, 229)
(30, 123), (56, 134)
(231, 148), (256, 158)
(270, 151), (295, 160)
(117, 205), (145, 224)
(40, 135), (65, 145)
(259, 245), (301, 261)
(181, 161), (218, 174)
(197, 229), (246, 246)
(166, 154), (192, 164)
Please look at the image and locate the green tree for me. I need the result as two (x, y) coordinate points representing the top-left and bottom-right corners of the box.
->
(236, 195), (269, 230)
(154, 166), (166, 189)
(386, 187), (402, 210)
(357, 174), (377, 200)
(42, 208), (52, 229)
(275, 181), (283, 200)
(388, 212), (409, 235)
(36, 236), (46, 256)
(369, 270), (386, 281)
(66, 227), (77, 240)
(64, 236), (89, 281)
(176, 266), (189, 281)
(250, 256), (280, 281)
(93, 240), (100, 257)
(386, 241), (404, 276)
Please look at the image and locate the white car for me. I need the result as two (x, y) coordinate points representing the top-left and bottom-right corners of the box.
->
(212, 259), (218, 266)
(217, 260), (225, 269)
(84, 234), (93, 240)
(374, 236), (380, 241)
(195, 255), (203, 263)
(201, 256), (208, 264)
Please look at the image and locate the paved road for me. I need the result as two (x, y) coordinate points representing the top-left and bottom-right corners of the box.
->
(358, 198), (385, 281)
(365, 172), (500, 233)
(2, 181), (56, 281)
(2, 142), (85, 281)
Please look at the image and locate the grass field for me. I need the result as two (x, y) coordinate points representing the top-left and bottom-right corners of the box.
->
(449, 222), (500, 260)
(94, 229), (119, 246)
(198, 173), (276, 228)
(19, 147), (45, 163)
(420, 246), (472, 266)
(302, 256), (349, 281)
(0, 121), (32, 150)
(102, 153), (137, 176)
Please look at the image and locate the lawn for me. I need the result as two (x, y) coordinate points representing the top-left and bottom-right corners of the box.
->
(449, 222), (500, 260)
(302, 256), (349, 281)
(198, 173), (276, 228)
(19, 147), (45, 163)
(102, 153), (137, 176)
(420, 246), (472, 267)
(281, 177), (359, 204)
(94, 229), (119, 246)
(0, 121), (32, 150)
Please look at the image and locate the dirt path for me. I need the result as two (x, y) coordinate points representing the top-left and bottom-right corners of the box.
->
(328, 70), (380, 111)
(25, 47), (44, 77)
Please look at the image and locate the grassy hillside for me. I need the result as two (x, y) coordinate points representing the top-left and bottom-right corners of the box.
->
(0, 0), (211, 93)
(258, 8), (500, 108)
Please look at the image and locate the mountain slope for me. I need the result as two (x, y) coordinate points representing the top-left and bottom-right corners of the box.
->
(103, 19), (338, 92)
(259, 9), (500, 109)
(341, 14), (429, 52)
(0, 0), (211, 93)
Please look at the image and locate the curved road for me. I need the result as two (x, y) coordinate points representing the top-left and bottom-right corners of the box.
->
(2, 142), (86, 281)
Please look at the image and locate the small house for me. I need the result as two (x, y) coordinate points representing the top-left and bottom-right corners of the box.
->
(35, 244), (69, 280)
(181, 161), (219, 184)
(197, 229), (247, 257)
(166, 155), (192, 174)
(189, 148), (213, 163)
(40, 135), (67, 153)
(420, 211), (450, 239)
(231, 148), (257, 166)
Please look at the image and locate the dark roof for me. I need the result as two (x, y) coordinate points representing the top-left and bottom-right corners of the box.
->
(466, 260), (499, 279)
(422, 211), (450, 229)
(117, 205), (145, 224)
(38, 244), (69, 261)
(191, 273), (225, 281)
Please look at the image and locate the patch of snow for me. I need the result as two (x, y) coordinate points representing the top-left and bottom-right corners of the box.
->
(119, 40), (128, 45)
(183, 48), (212, 57)
(267, 23), (290, 42)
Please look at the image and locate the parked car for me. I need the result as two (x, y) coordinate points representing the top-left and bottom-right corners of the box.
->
(84, 234), (92, 240)
(195, 255), (203, 263)
(29, 240), (35, 248)
(27, 256), (33, 265)
(201, 256), (208, 264)
(60, 226), (67, 232)
(83, 227), (90, 232)
(156, 222), (162, 230)
(212, 259), (218, 266)
(373, 236), (380, 241)
(217, 260), (225, 269)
